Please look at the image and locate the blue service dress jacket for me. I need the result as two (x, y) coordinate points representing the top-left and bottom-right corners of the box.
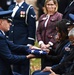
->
(0, 30), (29, 75)
(8, 2), (36, 45)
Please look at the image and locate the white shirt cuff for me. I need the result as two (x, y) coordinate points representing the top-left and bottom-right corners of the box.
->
(48, 41), (53, 46)
(27, 44), (32, 46)
(39, 41), (44, 46)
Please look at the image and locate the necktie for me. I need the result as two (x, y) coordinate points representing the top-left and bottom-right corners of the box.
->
(11, 4), (19, 17)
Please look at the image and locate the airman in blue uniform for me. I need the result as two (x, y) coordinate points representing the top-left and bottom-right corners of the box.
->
(8, 0), (36, 75)
(0, 8), (34, 75)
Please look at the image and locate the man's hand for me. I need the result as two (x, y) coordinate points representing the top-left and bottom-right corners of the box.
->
(46, 44), (50, 48)
(40, 43), (47, 49)
(42, 48), (50, 53)
(41, 66), (52, 72)
(26, 54), (35, 59)
(30, 46), (41, 50)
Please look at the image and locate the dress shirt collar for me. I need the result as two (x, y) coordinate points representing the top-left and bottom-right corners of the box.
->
(1, 30), (5, 35)
(16, 1), (24, 7)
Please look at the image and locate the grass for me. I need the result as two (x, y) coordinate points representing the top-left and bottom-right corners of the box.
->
(30, 58), (41, 74)
(30, 41), (41, 74)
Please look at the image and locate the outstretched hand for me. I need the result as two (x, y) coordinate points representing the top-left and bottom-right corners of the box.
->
(30, 46), (41, 50)
(26, 54), (35, 59)
(41, 66), (52, 72)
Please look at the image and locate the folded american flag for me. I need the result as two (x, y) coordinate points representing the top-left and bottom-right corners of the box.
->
(27, 49), (48, 55)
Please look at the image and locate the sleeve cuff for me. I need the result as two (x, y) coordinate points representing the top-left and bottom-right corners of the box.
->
(39, 41), (44, 46)
(27, 44), (32, 46)
(48, 41), (53, 46)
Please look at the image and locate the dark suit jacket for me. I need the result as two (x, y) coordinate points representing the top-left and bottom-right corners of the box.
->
(41, 40), (70, 69)
(62, 62), (74, 75)
(63, 0), (74, 20)
(58, 0), (71, 14)
(52, 45), (74, 74)
(45, 40), (70, 64)
(36, 0), (45, 17)
(0, 30), (29, 75)
(8, 2), (36, 45)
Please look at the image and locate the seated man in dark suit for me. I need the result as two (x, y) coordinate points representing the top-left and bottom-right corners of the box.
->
(0, 8), (35, 75)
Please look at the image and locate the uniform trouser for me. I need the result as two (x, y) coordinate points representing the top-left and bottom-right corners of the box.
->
(13, 60), (30, 75)
(32, 70), (50, 75)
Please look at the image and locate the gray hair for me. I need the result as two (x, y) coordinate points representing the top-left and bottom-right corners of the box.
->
(68, 28), (74, 36)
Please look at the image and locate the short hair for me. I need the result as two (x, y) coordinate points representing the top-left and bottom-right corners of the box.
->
(44, 0), (58, 14)
(68, 28), (74, 37)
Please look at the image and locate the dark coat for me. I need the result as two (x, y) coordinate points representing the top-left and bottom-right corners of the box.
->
(41, 40), (70, 69)
(45, 40), (70, 64)
(36, 0), (45, 18)
(62, 62), (74, 75)
(58, 0), (71, 14)
(63, 0), (74, 20)
(52, 45), (74, 74)
(8, 2), (36, 45)
(0, 30), (29, 75)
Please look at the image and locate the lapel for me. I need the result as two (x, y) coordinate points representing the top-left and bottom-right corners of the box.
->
(64, 1), (74, 13)
(0, 30), (7, 41)
(0, 30), (2, 33)
(0, 30), (4, 35)
(39, 14), (47, 28)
